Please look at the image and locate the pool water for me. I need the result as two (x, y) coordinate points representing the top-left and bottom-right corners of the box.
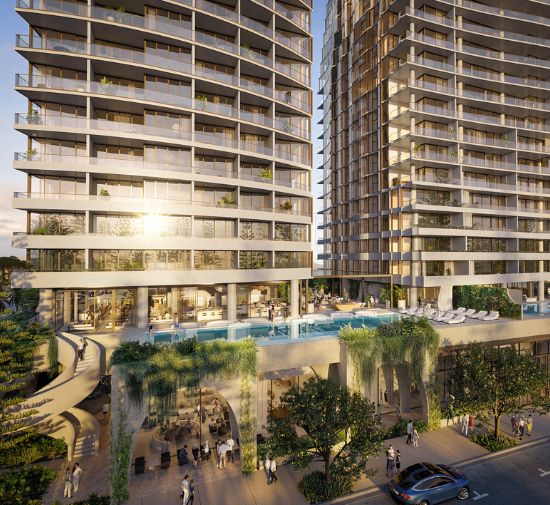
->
(150, 314), (399, 345)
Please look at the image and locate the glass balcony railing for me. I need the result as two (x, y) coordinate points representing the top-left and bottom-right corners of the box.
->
(275, 32), (311, 59)
(195, 31), (237, 54)
(16, 34), (86, 53)
(274, 118), (310, 140)
(17, 0), (87, 16)
(194, 131), (238, 149)
(240, 47), (272, 68)
(274, 1), (310, 31)
(239, 109), (273, 128)
(274, 61), (310, 85)
(273, 89), (311, 113)
(274, 146), (310, 165)
(240, 140), (273, 156)
(15, 113), (193, 140)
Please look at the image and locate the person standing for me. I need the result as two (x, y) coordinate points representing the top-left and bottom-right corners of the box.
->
(77, 340), (84, 361)
(203, 440), (210, 461)
(511, 415), (518, 437)
(518, 416), (526, 440)
(72, 462), (83, 493)
(265, 455), (272, 484)
(270, 458), (278, 483)
(468, 414), (474, 436)
(386, 445), (396, 477)
(63, 467), (72, 498)
(406, 420), (414, 445)
(192, 446), (200, 469)
(395, 450), (401, 472)
(226, 436), (235, 463)
(412, 428), (419, 448)
(527, 414), (534, 436)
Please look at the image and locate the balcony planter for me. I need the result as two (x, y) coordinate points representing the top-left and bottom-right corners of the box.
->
(280, 201), (293, 211)
(99, 76), (113, 92)
(99, 189), (111, 200)
(196, 95), (208, 110)
(217, 196), (235, 207)
(32, 227), (48, 235)
(258, 168), (272, 180)
(27, 110), (40, 125)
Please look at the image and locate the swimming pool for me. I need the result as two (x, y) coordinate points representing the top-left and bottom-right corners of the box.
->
(150, 314), (399, 345)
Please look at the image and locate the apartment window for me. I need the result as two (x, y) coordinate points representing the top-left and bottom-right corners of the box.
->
(425, 261), (445, 276)
(274, 223), (308, 241)
(144, 146), (190, 165)
(469, 193), (505, 208)
(143, 180), (190, 200)
(32, 176), (86, 195)
(274, 251), (310, 268)
(241, 221), (269, 240)
(468, 238), (507, 252)
(518, 219), (539, 232)
(519, 261), (539, 273)
(194, 251), (235, 270)
(519, 240), (539, 252)
(194, 219), (235, 238)
(418, 213), (450, 228)
(30, 249), (84, 271)
(30, 213), (85, 235)
(96, 180), (144, 198)
(474, 261), (506, 275)
(422, 237), (451, 251)
(239, 251), (270, 269)
(97, 144), (144, 160)
(472, 215), (505, 230)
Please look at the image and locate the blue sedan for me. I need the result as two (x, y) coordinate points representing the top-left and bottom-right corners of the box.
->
(389, 462), (470, 504)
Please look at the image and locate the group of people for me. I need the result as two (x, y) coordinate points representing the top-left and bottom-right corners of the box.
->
(385, 445), (401, 478)
(180, 474), (195, 505)
(460, 414), (476, 436)
(63, 463), (83, 498)
(264, 455), (278, 484)
(511, 414), (533, 440)
(215, 437), (235, 469)
(76, 337), (88, 361)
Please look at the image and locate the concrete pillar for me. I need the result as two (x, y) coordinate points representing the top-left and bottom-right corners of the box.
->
(290, 279), (299, 318)
(395, 364), (412, 413)
(341, 278), (350, 298)
(63, 290), (71, 329)
(38, 289), (54, 326)
(137, 287), (148, 329)
(527, 281), (534, 298)
(73, 291), (79, 323)
(227, 283), (237, 321)
(538, 280), (545, 301)
(409, 287), (418, 309)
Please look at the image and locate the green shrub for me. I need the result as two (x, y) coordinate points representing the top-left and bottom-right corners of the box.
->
(0, 465), (57, 505)
(0, 434), (67, 468)
(384, 419), (428, 439)
(453, 286), (521, 319)
(298, 471), (353, 504)
(471, 434), (517, 452)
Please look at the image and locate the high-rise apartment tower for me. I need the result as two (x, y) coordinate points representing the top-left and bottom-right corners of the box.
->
(12, 0), (313, 329)
(319, 0), (549, 307)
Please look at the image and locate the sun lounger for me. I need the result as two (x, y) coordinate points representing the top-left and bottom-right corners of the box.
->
(452, 307), (466, 314)
(480, 311), (499, 321)
(463, 309), (477, 318)
(469, 310), (488, 319)
(446, 315), (465, 324)
(433, 312), (449, 322)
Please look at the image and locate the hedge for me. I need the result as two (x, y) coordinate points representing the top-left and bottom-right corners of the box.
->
(453, 286), (522, 319)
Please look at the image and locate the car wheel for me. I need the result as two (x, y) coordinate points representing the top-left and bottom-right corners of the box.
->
(458, 487), (470, 500)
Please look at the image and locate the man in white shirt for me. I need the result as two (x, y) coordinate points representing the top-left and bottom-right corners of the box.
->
(181, 474), (190, 504)
(226, 437), (235, 463)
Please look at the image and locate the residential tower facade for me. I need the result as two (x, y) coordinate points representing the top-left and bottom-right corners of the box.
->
(319, 0), (549, 308)
(12, 0), (313, 329)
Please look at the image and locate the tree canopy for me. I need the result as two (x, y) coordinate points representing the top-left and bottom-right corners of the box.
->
(450, 343), (549, 436)
(267, 376), (383, 502)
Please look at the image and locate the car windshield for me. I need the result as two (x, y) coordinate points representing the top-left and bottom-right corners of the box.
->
(394, 464), (429, 490)
(424, 462), (452, 477)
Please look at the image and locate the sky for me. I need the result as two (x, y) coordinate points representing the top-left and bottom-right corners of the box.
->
(0, 1), (327, 258)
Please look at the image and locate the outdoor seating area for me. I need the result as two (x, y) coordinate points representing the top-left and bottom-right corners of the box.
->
(131, 387), (235, 476)
(399, 306), (500, 324)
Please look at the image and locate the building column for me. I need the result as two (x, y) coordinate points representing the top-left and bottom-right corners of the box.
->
(527, 281), (534, 298)
(290, 279), (299, 318)
(341, 278), (350, 298)
(395, 364), (412, 413)
(538, 280), (545, 317)
(137, 287), (148, 329)
(409, 287), (418, 309)
(73, 291), (79, 323)
(63, 290), (71, 329)
(38, 289), (54, 326)
(227, 283), (237, 321)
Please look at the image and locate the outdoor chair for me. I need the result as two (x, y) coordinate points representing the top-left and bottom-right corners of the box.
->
(463, 309), (476, 317)
(480, 311), (499, 321)
(469, 310), (488, 319)
(445, 315), (465, 324)
(135, 456), (145, 475)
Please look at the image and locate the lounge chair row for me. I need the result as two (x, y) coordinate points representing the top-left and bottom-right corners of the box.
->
(399, 306), (500, 323)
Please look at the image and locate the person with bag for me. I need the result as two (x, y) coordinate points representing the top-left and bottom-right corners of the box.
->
(72, 462), (83, 493)
(63, 467), (73, 498)
(265, 455), (272, 484)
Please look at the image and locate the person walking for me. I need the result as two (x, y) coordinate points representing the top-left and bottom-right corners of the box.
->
(406, 420), (414, 445)
(192, 445), (200, 469)
(411, 428), (419, 448)
(395, 450), (401, 472)
(181, 474), (190, 504)
(203, 440), (210, 461)
(187, 479), (195, 505)
(77, 340), (84, 361)
(63, 467), (73, 498)
(526, 414), (534, 436)
(72, 462), (83, 493)
(218, 442), (228, 469)
(518, 416), (526, 440)
(265, 455), (272, 484)
(386, 445), (396, 477)
(511, 415), (518, 438)
(461, 414), (468, 435)
(226, 436), (235, 463)
(468, 414), (474, 436)
(215, 439), (221, 468)
(270, 458), (278, 483)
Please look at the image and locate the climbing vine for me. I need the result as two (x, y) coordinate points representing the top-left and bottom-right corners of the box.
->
(339, 317), (439, 389)
(111, 337), (258, 475)
(111, 405), (131, 505)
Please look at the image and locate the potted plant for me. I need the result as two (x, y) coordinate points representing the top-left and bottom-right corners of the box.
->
(258, 167), (272, 179)
(217, 195), (235, 207)
(99, 76), (113, 92)
(413, 144), (421, 154)
(280, 201), (293, 211)
(27, 110), (40, 125)
(99, 188), (110, 199)
(449, 150), (458, 157)
(281, 119), (294, 133)
(392, 176), (400, 186)
(196, 94), (208, 110)
(32, 226), (48, 235)
(26, 148), (38, 159)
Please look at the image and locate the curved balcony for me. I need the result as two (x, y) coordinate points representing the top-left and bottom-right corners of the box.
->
(16, 0), (311, 87)
(15, 74), (311, 141)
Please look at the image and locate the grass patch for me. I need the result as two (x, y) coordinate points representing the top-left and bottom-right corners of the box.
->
(384, 419), (428, 439)
(471, 434), (517, 452)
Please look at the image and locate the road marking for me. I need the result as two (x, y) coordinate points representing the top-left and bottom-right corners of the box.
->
(473, 491), (489, 501)
(539, 468), (550, 477)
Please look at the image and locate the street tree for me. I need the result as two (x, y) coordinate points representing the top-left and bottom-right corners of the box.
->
(267, 376), (383, 502)
(450, 343), (549, 437)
